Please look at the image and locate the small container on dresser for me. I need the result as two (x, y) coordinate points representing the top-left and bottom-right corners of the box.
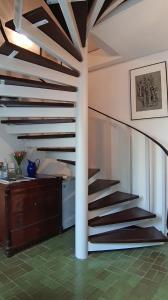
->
(0, 177), (62, 256)
(0, 161), (8, 180)
(0, 162), (3, 179)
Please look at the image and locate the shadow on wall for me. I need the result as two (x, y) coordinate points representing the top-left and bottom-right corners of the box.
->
(0, 123), (24, 161)
(88, 109), (131, 191)
(89, 110), (112, 178)
(37, 157), (74, 178)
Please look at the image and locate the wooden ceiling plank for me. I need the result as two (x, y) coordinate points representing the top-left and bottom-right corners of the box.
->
(98, 0), (127, 23)
(87, 0), (106, 36)
(58, 0), (82, 54)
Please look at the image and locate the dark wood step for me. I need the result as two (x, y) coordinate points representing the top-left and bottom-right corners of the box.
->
(71, 1), (87, 47)
(37, 147), (75, 152)
(1, 118), (75, 125)
(88, 179), (120, 195)
(89, 226), (168, 244)
(88, 169), (100, 179)
(0, 75), (77, 92)
(88, 191), (139, 211)
(46, 2), (72, 41)
(89, 207), (156, 227)
(0, 41), (79, 77)
(6, 7), (82, 62)
(0, 99), (75, 107)
(57, 159), (75, 166)
(18, 133), (75, 139)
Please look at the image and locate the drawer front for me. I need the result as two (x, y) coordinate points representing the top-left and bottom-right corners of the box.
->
(10, 203), (59, 229)
(10, 185), (58, 213)
(10, 188), (60, 229)
(11, 217), (59, 248)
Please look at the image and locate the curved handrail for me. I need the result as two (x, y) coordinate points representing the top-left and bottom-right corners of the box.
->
(88, 106), (168, 156)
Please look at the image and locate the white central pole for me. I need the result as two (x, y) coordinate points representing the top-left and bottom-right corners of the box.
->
(75, 46), (88, 259)
(14, 0), (23, 31)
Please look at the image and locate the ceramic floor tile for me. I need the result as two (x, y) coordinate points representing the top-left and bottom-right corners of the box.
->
(0, 228), (168, 300)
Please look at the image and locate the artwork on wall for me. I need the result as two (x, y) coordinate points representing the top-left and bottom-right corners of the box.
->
(130, 62), (168, 120)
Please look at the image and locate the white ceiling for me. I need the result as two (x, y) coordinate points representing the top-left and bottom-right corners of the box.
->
(89, 0), (168, 71)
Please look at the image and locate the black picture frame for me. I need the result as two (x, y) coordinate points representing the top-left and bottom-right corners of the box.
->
(130, 61), (168, 120)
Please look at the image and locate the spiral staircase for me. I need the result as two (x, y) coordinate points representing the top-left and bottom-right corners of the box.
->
(0, 0), (167, 258)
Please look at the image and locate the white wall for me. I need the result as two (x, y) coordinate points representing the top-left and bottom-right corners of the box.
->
(0, 123), (24, 162)
(89, 49), (168, 149)
(88, 50), (168, 232)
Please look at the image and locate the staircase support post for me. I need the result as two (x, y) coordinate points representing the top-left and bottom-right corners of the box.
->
(75, 46), (88, 259)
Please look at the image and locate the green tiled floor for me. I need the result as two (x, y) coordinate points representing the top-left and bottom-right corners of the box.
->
(0, 229), (168, 300)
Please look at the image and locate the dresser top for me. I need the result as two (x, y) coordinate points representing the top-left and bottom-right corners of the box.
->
(0, 176), (62, 190)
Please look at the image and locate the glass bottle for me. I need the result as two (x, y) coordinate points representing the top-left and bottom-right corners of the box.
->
(2, 161), (8, 179)
(0, 162), (3, 179)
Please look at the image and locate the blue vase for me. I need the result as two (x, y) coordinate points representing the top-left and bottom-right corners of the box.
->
(27, 159), (40, 178)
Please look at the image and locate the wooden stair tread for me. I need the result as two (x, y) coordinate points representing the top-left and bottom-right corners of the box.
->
(89, 226), (168, 243)
(88, 179), (120, 195)
(46, 3), (72, 41)
(0, 75), (77, 92)
(88, 191), (139, 211)
(88, 169), (100, 179)
(1, 118), (75, 125)
(0, 41), (79, 77)
(57, 159), (75, 166)
(47, 1), (87, 47)
(71, 1), (87, 47)
(6, 7), (82, 62)
(37, 147), (75, 152)
(18, 133), (75, 139)
(0, 99), (75, 107)
(88, 207), (156, 227)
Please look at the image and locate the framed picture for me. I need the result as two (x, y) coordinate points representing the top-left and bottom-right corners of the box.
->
(130, 62), (168, 120)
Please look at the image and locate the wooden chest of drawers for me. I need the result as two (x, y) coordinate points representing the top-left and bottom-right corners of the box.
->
(0, 177), (62, 256)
